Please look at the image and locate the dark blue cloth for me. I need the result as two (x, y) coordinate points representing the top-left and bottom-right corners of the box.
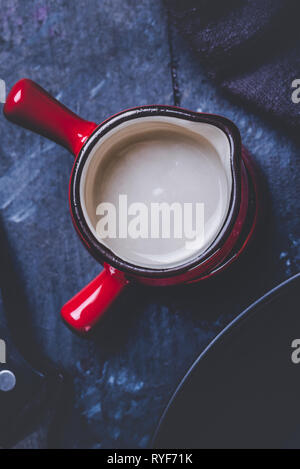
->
(166, 0), (300, 133)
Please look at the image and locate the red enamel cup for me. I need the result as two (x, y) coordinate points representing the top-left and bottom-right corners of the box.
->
(3, 79), (259, 334)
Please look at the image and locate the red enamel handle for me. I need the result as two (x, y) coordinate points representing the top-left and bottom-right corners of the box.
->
(3, 78), (97, 156)
(61, 265), (129, 334)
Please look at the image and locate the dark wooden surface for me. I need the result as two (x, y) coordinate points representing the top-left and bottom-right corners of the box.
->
(0, 0), (299, 448)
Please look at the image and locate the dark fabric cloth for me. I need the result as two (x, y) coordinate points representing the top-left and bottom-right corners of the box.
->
(166, 0), (300, 133)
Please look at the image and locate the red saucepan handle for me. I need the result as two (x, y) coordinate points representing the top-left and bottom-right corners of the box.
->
(3, 79), (128, 334)
(3, 78), (97, 156)
(61, 265), (129, 334)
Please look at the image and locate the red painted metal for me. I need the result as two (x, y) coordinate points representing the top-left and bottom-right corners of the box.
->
(61, 264), (128, 334)
(3, 78), (259, 334)
(4, 78), (97, 155)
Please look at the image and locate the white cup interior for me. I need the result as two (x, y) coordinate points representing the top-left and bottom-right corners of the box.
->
(80, 115), (233, 269)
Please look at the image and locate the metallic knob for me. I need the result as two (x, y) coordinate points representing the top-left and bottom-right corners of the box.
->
(0, 370), (16, 392)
